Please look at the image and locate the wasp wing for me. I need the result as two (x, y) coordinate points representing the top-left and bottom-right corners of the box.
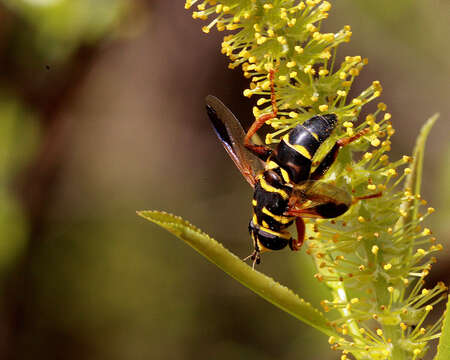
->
(206, 95), (265, 187)
(285, 180), (352, 219)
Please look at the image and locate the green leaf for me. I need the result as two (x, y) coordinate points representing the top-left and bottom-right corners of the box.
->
(396, 114), (438, 230)
(137, 210), (339, 338)
(435, 296), (450, 360)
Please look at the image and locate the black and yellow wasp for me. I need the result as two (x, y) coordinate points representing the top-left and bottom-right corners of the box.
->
(206, 72), (378, 267)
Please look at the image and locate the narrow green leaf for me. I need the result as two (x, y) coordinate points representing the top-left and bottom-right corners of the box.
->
(137, 210), (339, 338)
(435, 296), (450, 360)
(396, 114), (438, 230)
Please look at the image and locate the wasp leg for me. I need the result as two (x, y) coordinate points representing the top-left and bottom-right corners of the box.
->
(243, 251), (261, 269)
(310, 128), (370, 180)
(244, 69), (277, 161)
(289, 217), (305, 251)
(353, 192), (383, 203)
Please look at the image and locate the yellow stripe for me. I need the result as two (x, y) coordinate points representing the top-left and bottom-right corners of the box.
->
(265, 160), (279, 170)
(259, 175), (289, 200)
(252, 214), (258, 224)
(262, 220), (269, 228)
(309, 131), (319, 141)
(280, 167), (290, 183)
(252, 199), (257, 206)
(283, 134), (312, 159)
(262, 207), (292, 224)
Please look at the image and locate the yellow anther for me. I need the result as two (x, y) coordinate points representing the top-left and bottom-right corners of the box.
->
(350, 298), (359, 304)
(400, 322), (407, 331)
(376, 329), (383, 336)
(377, 103), (387, 111)
(328, 336), (336, 344)
(358, 216), (365, 223)
(287, 61), (297, 68)
(427, 207), (435, 214)
(343, 121), (353, 128)
(243, 89), (252, 97)
(319, 105), (329, 112)
(295, 46), (304, 54)
(289, 111), (298, 118)
(413, 349), (421, 356)
(352, 98), (362, 106)
(367, 184), (376, 190)
(337, 90), (347, 97)
(371, 245), (379, 255)
(289, 71), (297, 78)
(404, 168), (412, 174)
(422, 228), (431, 235)
(383, 263), (392, 270)
(363, 152), (373, 160)
(319, 69), (329, 76)
(371, 138), (381, 147)
(278, 75), (287, 81)
(359, 265), (365, 271)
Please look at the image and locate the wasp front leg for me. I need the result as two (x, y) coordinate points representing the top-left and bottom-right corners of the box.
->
(310, 128), (370, 180)
(244, 69), (278, 161)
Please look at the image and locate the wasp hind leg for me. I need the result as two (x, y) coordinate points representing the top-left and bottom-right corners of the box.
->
(243, 251), (261, 269)
(244, 69), (277, 162)
(289, 217), (305, 251)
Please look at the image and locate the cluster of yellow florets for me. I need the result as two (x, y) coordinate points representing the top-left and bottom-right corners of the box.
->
(185, 2), (443, 359)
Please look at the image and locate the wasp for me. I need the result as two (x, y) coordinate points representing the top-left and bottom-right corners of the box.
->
(206, 71), (380, 267)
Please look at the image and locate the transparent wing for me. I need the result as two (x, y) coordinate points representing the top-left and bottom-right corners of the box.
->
(206, 95), (265, 187)
(285, 180), (352, 219)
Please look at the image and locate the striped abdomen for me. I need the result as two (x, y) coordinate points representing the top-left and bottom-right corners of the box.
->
(271, 114), (337, 184)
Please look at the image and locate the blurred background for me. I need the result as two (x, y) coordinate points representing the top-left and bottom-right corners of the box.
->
(0, 1), (448, 359)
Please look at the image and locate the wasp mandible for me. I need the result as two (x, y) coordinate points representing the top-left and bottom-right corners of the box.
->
(206, 70), (380, 268)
